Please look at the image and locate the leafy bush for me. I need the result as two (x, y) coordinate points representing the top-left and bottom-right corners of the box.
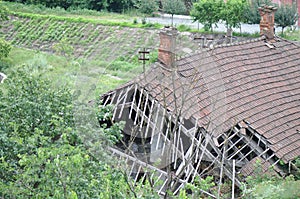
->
(177, 24), (191, 32)
(109, 60), (137, 71)
(0, 39), (11, 60)
(242, 160), (300, 199)
(0, 69), (135, 198)
(133, 0), (159, 15)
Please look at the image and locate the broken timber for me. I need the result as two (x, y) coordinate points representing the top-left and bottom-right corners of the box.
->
(101, 83), (284, 196)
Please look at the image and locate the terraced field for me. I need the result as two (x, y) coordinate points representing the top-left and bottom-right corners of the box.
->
(0, 12), (201, 100)
(1, 14), (199, 63)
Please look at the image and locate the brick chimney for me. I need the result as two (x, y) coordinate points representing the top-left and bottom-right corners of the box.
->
(158, 26), (178, 67)
(259, 5), (277, 39)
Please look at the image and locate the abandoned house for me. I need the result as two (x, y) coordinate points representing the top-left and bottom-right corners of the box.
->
(100, 5), (300, 196)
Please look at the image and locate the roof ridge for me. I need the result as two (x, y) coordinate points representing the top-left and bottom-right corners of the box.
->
(212, 35), (266, 49)
(275, 35), (300, 46)
(175, 36), (267, 62)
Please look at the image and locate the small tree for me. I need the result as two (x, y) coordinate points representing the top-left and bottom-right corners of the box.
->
(190, 0), (224, 32)
(0, 39), (11, 60)
(134, 0), (159, 14)
(162, 0), (187, 26)
(275, 3), (298, 35)
(53, 38), (74, 60)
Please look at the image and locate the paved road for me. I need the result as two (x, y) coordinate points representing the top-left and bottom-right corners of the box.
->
(145, 14), (282, 34)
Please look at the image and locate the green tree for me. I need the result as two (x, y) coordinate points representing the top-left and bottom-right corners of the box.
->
(133, 0), (159, 15)
(243, 0), (272, 24)
(221, 0), (247, 30)
(162, 0), (187, 26)
(0, 69), (124, 198)
(190, 0), (224, 32)
(275, 3), (298, 34)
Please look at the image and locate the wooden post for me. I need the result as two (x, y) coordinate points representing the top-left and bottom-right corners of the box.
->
(232, 159), (235, 199)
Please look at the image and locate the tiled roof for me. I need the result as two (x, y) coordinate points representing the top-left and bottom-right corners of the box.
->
(239, 156), (280, 177)
(132, 36), (300, 163)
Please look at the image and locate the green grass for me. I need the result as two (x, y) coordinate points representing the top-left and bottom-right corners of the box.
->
(280, 29), (300, 41)
(2, 47), (134, 98)
(3, 1), (135, 21)
(4, 2), (162, 29)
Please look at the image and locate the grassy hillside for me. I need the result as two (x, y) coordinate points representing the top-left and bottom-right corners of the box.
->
(0, 4), (199, 99)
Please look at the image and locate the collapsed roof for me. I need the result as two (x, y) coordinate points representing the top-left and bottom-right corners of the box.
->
(101, 5), (300, 196)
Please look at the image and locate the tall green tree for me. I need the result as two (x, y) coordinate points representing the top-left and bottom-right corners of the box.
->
(221, 0), (247, 29)
(162, 0), (186, 26)
(275, 3), (298, 34)
(190, 0), (224, 32)
(243, 0), (272, 24)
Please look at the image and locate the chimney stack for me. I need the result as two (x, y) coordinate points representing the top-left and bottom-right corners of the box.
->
(259, 5), (277, 40)
(158, 26), (178, 67)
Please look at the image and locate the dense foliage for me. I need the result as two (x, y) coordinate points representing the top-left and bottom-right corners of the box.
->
(4, 0), (134, 12)
(0, 39), (11, 60)
(190, 0), (224, 31)
(242, 160), (300, 199)
(0, 0), (11, 60)
(0, 69), (141, 198)
(220, 0), (247, 29)
(133, 0), (159, 15)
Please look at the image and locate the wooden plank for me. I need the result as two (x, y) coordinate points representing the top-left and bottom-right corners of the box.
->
(145, 98), (155, 138)
(129, 84), (138, 119)
(150, 103), (160, 144)
(112, 89), (124, 121)
(118, 85), (133, 119)
(134, 165), (142, 184)
(139, 91), (149, 130)
(134, 88), (144, 125)
(232, 160), (235, 199)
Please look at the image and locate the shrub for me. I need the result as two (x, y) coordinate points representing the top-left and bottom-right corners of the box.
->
(0, 39), (11, 60)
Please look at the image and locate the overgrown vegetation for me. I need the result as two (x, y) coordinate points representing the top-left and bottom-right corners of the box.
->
(242, 160), (300, 199)
(0, 0), (11, 60)
(0, 67), (163, 198)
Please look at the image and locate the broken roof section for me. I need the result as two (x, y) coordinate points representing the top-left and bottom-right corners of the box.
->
(127, 34), (300, 163)
(100, 5), (300, 195)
